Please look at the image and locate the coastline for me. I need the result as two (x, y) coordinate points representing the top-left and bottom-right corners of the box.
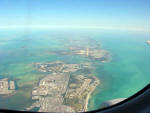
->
(84, 89), (92, 111)
(84, 77), (100, 111)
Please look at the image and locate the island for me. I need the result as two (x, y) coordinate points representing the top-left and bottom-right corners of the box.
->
(0, 78), (15, 95)
(26, 61), (100, 112)
(49, 39), (111, 63)
(52, 47), (110, 63)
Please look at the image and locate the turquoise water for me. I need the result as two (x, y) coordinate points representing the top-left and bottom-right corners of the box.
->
(0, 29), (150, 111)
(88, 31), (150, 110)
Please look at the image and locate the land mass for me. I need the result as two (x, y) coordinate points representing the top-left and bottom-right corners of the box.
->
(0, 38), (110, 112)
(26, 61), (100, 112)
(0, 78), (16, 95)
(49, 39), (111, 63)
(52, 47), (110, 63)
(25, 39), (111, 112)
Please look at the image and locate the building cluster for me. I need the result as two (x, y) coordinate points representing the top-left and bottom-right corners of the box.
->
(0, 78), (15, 95)
(26, 61), (99, 112)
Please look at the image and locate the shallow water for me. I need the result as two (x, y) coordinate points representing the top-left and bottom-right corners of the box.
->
(88, 31), (150, 110)
(0, 29), (150, 111)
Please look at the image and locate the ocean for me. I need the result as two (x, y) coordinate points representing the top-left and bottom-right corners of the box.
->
(0, 28), (150, 111)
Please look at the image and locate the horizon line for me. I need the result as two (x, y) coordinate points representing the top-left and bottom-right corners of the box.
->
(0, 25), (150, 32)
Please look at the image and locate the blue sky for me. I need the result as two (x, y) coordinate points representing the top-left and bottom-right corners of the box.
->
(0, 0), (150, 30)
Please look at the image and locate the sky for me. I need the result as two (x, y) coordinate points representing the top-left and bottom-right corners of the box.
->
(0, 0), (150, 31)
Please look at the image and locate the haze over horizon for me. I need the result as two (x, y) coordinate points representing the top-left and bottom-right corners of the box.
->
(0, 0), (150, 31)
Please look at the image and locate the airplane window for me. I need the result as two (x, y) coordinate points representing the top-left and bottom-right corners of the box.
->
(0, 0), (150, 112)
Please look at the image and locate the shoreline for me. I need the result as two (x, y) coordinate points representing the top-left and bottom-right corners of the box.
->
(84, 89), (92, 111)
(84, 77), (100, 111)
